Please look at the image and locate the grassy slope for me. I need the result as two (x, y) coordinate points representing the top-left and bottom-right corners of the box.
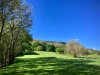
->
(0, 51), (100, 75)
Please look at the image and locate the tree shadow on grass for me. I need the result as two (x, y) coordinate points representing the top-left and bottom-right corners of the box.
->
(0, 57), (100, 75)
(23, 51), (39, 55)
(16, 51), (39, 57)
(82, 56), (97, 59)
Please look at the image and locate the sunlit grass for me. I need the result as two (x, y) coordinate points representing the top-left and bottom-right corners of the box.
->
(0, 51), (100, 75)
(17, 51), (73, 59)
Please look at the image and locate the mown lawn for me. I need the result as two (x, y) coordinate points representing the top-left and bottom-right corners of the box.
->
(0, 51), (100, 75)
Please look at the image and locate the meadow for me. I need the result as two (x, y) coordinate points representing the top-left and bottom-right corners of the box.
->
(0, 51), (100, 75)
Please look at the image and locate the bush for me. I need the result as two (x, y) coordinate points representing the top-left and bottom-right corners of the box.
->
(36, 46), (43, 51)
(33, 47), (37, 51)
(22, 42), (32, 51)
(46, 44), (55, 52)
(41, 42), (46, 51)
(56, 48), (64, 54)
(32, 42), (42, 47)
(32, 42), (43, 51)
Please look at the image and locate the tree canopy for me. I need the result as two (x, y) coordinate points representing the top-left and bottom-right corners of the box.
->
(0, 0), (33, 68)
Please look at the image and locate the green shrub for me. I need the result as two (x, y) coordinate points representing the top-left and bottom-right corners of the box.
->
(33, 47), (37, 51)
(36, 46), (43, 51)
(46, 44), (55, 52)
(32, 42), (42, 47)
(56, 48), (64, 54)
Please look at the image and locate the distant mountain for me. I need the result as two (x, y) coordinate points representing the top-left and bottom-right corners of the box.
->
(45, 41), (66, 44)
(32, 39), (66, 46)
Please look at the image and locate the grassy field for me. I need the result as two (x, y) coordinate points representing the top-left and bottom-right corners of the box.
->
(0, 51), (100, 75)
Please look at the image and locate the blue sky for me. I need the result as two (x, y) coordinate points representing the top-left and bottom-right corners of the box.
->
(26, 0), (100, 50)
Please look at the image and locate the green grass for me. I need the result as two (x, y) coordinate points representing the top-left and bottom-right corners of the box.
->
(83, 54), (100, 66)
(0, 51), (100, 75)
(17, 51), (73, 59)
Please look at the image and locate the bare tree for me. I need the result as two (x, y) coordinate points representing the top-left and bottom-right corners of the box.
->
(64, 39), (85, 58)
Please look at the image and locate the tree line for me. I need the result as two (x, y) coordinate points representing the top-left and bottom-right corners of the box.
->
(0, 0), (33, 68)
(31, 39), (100, 58)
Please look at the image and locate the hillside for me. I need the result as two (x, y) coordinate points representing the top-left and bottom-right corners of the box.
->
(32, 39), (66, 47)
(31, 39), (100, 55)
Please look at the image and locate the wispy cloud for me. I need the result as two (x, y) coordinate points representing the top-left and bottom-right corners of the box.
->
(75, 39), (80, 41)
(93, 47), (96, 50)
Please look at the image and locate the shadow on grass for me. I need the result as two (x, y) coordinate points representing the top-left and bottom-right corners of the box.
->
(23, 51), (39, 55)
(16, 51), (39, 57)
(81, 56), (98, 59)
(0, 57), (100, 75)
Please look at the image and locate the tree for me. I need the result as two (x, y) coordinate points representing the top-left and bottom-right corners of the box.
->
(56, 47), (64, 54)
(36, 46), (43, 51)
(0, 0), (33, 68)
(55, 44), (64, 54)
(32, 42), (42, 51)
(41, 42), (46, 51)
(46, 44), (55, 52)
(64, 39), (85, 58)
